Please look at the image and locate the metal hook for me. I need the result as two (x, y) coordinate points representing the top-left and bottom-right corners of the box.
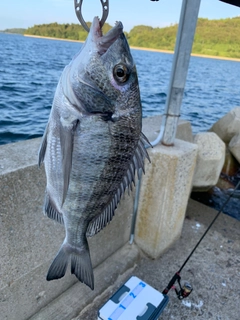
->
(74, 0), (109, 33)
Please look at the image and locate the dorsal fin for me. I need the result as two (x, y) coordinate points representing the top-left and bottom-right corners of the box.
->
(86, 132), (151, 237)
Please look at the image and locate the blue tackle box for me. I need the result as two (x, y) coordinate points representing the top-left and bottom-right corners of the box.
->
(98, 276), (169, 320)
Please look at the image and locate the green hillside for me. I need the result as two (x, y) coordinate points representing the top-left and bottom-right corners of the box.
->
(1, 28), (26, 34)
(24, 17), (240, 59)
(25, 22), (112, 42)
(193, 17), (240, 58)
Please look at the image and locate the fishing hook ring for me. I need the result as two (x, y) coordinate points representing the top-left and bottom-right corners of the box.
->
(74, 0), (109, 33)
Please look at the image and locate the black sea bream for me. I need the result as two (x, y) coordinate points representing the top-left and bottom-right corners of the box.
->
(38, 17), (150, 290)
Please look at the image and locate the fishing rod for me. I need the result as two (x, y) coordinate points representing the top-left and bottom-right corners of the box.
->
(162, 179), (240, 299)
(99, 179), (240, 320)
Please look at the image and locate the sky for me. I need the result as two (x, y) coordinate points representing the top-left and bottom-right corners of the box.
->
(0, 0), (240, 32)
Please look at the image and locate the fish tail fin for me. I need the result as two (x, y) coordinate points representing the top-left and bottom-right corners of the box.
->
(46, 244), (69, 281)
(46, 241), (94, 290)
(71, 249), (94, 290)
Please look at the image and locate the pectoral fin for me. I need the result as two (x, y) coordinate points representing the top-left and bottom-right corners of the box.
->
(60, 119), (79, 206)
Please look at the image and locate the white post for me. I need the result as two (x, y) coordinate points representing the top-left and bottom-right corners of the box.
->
(162, 0), (201, 146)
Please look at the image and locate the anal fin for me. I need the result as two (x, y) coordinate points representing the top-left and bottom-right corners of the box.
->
(44, 192), (64, 224)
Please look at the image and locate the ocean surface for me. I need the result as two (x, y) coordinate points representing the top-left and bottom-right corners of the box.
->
(1, 33), (240, 220)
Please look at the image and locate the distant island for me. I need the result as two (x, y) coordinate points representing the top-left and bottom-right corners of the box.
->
(1, 28), (26, 34)
(3, 17), (240, 59)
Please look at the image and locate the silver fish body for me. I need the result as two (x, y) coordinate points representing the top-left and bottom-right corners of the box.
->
(39, 17), (150, 290)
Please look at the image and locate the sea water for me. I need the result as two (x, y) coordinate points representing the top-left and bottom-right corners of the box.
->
(1, 33), (240, 144)
(1, 33), (240, 219)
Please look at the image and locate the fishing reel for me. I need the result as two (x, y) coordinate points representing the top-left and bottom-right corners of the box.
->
(174, 279), (193, 300)
(162, 272), (193, 300)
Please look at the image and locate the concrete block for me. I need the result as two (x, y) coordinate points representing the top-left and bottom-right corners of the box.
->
(192, 132), (225, 191)
(135, 139), (198, 259)
(142, 115), (193, 143)
(221, 148), (239, 177)
(0, 138), (133, 320)
(229, 133), (240, 164)
(209, 106), (240, 143)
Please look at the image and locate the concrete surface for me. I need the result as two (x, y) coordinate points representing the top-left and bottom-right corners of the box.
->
(74, 199), (240, 320)
(142, 115), (194, 143)
(229, 133), (240, 164)
(209, 106), (240, 143)
(0, 116), (196, 320)
(2, 116), (231, 320)
(29, 244), (140, 320)
(135, 139), (198, 258)
(0, 139), (134, 320)
(0, 138), (39, 175)
(192, 132), (225, 192)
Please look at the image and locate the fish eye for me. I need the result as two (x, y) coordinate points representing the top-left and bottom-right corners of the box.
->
(113, 64), (130, 84)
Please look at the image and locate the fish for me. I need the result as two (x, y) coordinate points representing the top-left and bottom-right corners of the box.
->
(38, 16), (150, 290)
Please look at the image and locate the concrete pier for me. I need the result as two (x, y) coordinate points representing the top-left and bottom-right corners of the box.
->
(0, 115), (225, 320)
(0, 138), (134, 320)
(76, 199), (240, 320)
(135, 139), (198, 258)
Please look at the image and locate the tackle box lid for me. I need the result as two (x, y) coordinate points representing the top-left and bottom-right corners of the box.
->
(98, 276), (168, 320)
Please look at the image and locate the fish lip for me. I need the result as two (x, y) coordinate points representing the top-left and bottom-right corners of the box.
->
(90, 16), (123, 54)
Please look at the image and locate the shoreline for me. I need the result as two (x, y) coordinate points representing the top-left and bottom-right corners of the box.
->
(24, 34), (84, 43)
(23, 34), (240, 62)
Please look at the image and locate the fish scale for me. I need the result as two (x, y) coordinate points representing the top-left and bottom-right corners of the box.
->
(38, 17), (150, 290)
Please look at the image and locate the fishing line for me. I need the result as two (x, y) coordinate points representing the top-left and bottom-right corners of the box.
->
(162, 179), (240, 297)
(129, 123), (165, 244)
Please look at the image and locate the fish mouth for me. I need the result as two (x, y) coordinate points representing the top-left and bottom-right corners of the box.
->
(90, 16), (123, 55)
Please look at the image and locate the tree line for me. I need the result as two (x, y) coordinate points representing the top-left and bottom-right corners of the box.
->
(1, 28), (26, 34)
(22, 17), (240, 59)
